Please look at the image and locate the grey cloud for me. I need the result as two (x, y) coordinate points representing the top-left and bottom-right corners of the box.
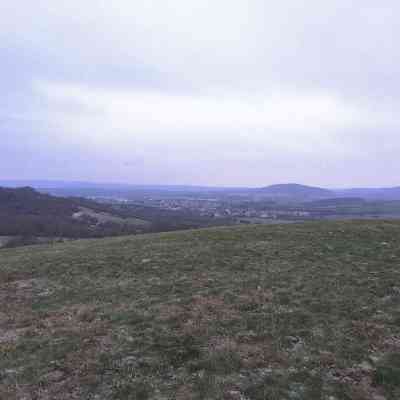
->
(1, 0), (400, 186)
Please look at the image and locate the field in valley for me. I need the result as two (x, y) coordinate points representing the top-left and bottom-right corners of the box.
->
(1, 221), (399, 399)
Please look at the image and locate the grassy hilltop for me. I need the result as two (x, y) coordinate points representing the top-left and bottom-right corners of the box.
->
(1, 221), (400, 399)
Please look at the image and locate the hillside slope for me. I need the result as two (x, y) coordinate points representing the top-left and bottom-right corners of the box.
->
(1, 221), (400, 399)
(0, 186), (149, 239)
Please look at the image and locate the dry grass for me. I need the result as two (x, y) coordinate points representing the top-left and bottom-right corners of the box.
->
(0, 220), (400, 399)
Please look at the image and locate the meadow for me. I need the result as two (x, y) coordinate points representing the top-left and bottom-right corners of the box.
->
(1, 221), (399, 399)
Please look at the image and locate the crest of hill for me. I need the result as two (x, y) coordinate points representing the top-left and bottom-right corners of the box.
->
(257, 183), (334, 199)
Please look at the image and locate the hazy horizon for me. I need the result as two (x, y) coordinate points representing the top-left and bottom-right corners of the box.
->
(2, 1), (400, 187)
(1, 178), (400, 191)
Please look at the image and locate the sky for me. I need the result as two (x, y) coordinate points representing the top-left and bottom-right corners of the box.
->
(1, 0), (399, 187)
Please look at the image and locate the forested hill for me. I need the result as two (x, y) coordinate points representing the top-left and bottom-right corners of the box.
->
(0, 187), (148, 238)
(0, 186), (81, 216)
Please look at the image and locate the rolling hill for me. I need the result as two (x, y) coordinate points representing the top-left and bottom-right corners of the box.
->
(256, 184), (334, 200)
(0, 186), (150, 241)
(335, 187), (400, 201)
(1, 221), (399, 399)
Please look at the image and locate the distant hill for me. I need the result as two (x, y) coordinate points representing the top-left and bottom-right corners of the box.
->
(0, 186), (149, 239)
(0, 187), (226, 245)
(0, 186), (80, 216)
(3, 180), (400, 201)
(256, 183), (334, 200)
(256, 184), (400, 202)
(335, 187), (400, 201)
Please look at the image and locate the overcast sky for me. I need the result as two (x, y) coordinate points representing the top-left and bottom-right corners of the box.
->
(1, 1), (399, 187)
